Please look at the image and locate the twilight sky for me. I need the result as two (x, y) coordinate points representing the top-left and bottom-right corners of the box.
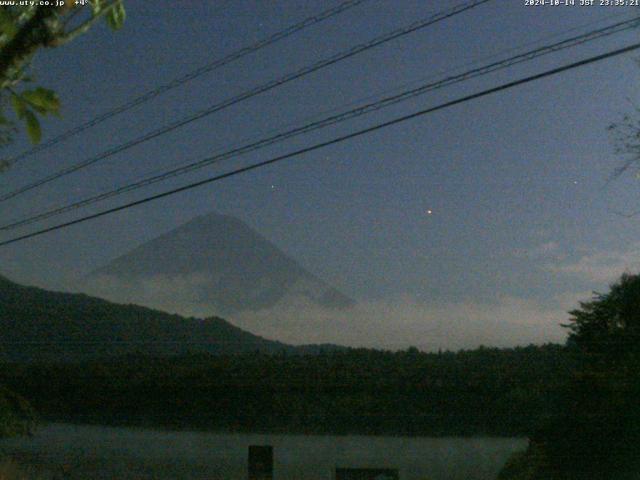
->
(1, 0), (640, 350)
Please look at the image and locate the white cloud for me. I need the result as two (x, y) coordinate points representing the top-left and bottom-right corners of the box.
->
(547, 243), (640, 283)
(514, 241), (563, 259)
(230, 295), (568, 351)
(77, 275), (572, 352)
(78, 273), (218, 318)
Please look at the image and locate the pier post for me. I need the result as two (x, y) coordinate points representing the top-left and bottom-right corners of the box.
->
(248, 445), (273, 480)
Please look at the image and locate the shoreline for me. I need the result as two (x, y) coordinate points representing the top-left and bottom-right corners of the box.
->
(29, 417), (533, 440)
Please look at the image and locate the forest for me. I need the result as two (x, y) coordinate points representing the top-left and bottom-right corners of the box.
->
(0, 343), (574, 437)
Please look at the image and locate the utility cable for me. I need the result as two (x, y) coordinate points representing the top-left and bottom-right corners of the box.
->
(1, 40), (638, 247)
(0, 0), (492, 202)
(3, 0), (370, 166)
(1, 16), (637, 232)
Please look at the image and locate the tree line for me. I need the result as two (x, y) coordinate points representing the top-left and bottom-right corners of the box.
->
(0, 343), (575, 437)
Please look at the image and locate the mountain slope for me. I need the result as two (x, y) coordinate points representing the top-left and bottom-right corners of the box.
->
(86, 212), (354, 316)
(0, 275), (301, 363)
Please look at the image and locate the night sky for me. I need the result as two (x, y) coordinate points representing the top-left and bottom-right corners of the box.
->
(1, 0), (640, 349)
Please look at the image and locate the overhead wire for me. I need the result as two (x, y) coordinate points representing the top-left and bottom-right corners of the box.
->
(0, 0), (492, 203)
(1, 15), (637, 232)
(1, 40), (639, 247)
(2, 0), (370, 166)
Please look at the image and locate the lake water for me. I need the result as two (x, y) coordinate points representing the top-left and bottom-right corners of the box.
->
(0, 423), (526, 479)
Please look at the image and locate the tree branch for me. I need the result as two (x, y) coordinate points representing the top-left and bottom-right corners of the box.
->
(52, 1), (121, 46)
(0, 7), (57, 88)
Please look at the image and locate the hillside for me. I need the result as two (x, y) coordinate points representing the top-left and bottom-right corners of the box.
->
(0, 275), (321, 362)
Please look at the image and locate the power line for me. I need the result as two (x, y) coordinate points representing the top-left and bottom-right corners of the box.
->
(0, 0), (492, 203)
(2, 16), (637, 232)
(3, 0), (369, 166)
(1, 40), (638, 248)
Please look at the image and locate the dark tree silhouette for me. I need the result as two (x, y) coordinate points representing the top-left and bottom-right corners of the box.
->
(500, 273), (640, 480)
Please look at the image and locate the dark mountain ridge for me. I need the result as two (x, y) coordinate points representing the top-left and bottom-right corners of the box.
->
(86, 213), (354, 316)
(0, 275), (342, 363)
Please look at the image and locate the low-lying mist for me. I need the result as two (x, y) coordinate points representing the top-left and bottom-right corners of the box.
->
(77, 274), (569, 351)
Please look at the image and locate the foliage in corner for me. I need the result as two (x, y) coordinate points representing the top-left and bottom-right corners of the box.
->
(0, 1), (125, 163)
(498, 273), (640, 480)
(9, 86), (60, 144)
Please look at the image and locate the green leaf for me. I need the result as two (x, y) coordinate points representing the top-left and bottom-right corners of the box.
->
(10, 94), (27, 119)
(91, 0), (103, 14)
(106, 2), (126, 31)
(24, 110), (41, 144)
(0, 10), (18, 41)
(21, 88), (60, 115)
